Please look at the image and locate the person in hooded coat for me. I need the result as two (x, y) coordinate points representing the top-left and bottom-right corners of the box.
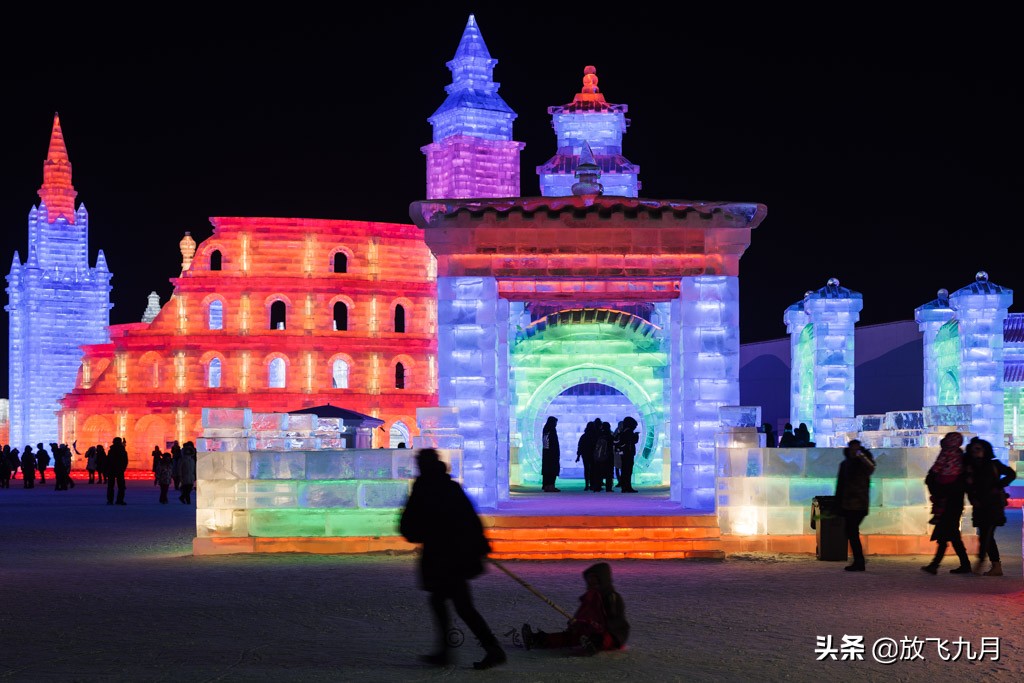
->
(616, 417), (640, 493)
(835, 439), (875, 571)
(922, 432), (971, 574)
(106, 437), (129, 505)
(399, 449), (506, 670)
(178, 441), (198, 504)
(541, 416), (561, 493)
(521, 562), (630, 654)
(21, 446), (36, 489)
(576, 420), (599, 492)
(0, 445), (11, 488)
(591, 422), (615, 492)
(964, 438), (1017, 576)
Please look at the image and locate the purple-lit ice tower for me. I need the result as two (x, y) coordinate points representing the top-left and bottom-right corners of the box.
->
(537, 66), (640, 197)
(421, 15), (524, 199)
(785, 279), (862, 446)
(5, 115), (112, 448)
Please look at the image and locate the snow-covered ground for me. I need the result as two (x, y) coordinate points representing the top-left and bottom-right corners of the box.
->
(2, 480), (1022, 682)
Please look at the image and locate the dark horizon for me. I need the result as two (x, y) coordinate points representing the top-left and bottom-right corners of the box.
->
(2, 8), (1021, 398)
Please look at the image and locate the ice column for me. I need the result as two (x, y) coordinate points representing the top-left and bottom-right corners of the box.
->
(915, 289), (955, 408)
(802, 279), (863, 446)
(950, 272), (1012, 450)
(679, 275), (740, 509)
(784, 298), (813, 431)
(436, 276), (508, 508)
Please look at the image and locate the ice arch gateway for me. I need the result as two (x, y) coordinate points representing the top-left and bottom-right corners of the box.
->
(410, 195), (767, 510)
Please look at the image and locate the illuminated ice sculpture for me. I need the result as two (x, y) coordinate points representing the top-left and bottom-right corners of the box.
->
(784, 279), (862, 447)
(918, 272), (1013, 451)
(6, 114), (112, 448)
(421, 14), (523, 199)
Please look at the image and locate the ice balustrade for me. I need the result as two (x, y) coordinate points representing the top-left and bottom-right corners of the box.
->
(195, 407), (462, 541)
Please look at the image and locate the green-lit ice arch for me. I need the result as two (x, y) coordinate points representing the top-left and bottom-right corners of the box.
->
(510, 308), (668, 486)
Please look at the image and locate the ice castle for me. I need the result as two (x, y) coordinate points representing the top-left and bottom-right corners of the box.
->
(6, 115), (112, 449)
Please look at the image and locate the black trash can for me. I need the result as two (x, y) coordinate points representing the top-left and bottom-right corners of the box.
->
(810, 495), (848, 561)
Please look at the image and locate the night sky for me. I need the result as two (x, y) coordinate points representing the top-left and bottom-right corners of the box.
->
(2, 8), (1020, 397)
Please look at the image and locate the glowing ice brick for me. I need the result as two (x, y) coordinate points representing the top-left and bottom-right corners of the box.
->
(860, 507), (913, 535)
(196, 508), (249, 538)
(417, 406), (460, 430)
(325, 509), (402, 537)
(250, 452), (306, 480)
(392, 451), (418, 479)
(197, 480), (247, 509)
(923, 404), (972, 428)
(880, 479), (928, 507)
(299, 482), (360, 508)
(719, 505), (766, 536)
(766, 506), (806, 535)
(858, 415), (885, 432)
(764, 449), (805, 477)
(788, 478), (836, 506)
(803, 448), (842, 478)
(304, 452), (348, 480)
(353, 451), (394, 479)
(871, 449), (908, 478)
(197, 437), (255, 452)
(197, 451), (251, 480)
(719, 406), (761, 428)
(883, 411), (924, 430)
(314, 417), (342, 435)
(245, 481), (300, 508)
(361, 481), (412, 508)
(285, 414), (317, 432)
(202, 408), (252, 430)
(251, 412), (287, 431)
(248, 509), (328, 537)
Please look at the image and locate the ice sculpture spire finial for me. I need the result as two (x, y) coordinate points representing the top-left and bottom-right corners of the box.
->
(37, 112), (78, 222)
(444, 14), (498, 95)
(571, 141), (604, 196)
(179, 231), (197, 274)
(142, 291), (161, 323)
(574, 66), (607, 104)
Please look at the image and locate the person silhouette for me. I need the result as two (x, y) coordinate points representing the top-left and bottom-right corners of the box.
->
(400, 449), (506, 670)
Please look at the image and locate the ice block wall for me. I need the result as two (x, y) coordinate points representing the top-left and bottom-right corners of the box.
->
(915, 289), (955, 408)
(950, 272), (1013, 451)
(423, 15), (522, 199)
(195, 407), (463, 542)
(801, 279), (863, 446)
(679, 275), (740, 509)
(436, 276), (508, 508)
(7, 115), (112, 448)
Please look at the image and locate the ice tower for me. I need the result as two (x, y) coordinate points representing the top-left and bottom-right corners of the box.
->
(422, 14), (524, 199)
(784, 279), (862, 446)
(918, 273), (1012, 450)
(6, 114), (112, 448)
(537, 66), (640, 197)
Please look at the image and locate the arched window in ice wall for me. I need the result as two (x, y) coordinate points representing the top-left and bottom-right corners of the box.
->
(208, 357), (222, 388)
(208, 300), (223, 330)
(394, 304), (406, 333)
(270, 301), (286, 330)
(268, 358), (286, 388)
(390, 421), (410, 448)
(333, 302), (348, 331)
(210, 250), (222, 271)
(332, 359), (350, 389)
(333, 252), (347, 274)
(395, 362), (406, 390)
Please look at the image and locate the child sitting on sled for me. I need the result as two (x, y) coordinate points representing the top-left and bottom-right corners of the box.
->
(522, 562), (629, 654)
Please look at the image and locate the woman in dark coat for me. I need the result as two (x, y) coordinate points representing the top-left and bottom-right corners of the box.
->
(922, 432), (971, 574)
(592, 421), (615, 492)
(399, 449), (505, 670)
(541, 416), (561, 493)
(965, 438), (1017, 576)
(835, 439), (875, 571)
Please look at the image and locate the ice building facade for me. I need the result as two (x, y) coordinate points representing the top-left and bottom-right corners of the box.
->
(6, 115), (112, 448)
(916, 272), (1015, 450)
(58, 217), (437, 467)
(537, 66), (640, 198)
(421, 15), (523, 199)
(783, 279), (863, 446)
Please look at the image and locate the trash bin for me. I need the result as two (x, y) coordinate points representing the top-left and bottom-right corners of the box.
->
(810, 495), (848, 561)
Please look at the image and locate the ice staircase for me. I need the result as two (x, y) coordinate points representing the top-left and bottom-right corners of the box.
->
(481, 512), (724, 561)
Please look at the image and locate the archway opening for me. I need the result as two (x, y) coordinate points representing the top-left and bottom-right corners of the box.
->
(390, 421), (410, 448)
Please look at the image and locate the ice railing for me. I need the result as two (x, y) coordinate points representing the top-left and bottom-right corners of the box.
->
(195, 407), (462, 540)
(714, 405), (1020, 537)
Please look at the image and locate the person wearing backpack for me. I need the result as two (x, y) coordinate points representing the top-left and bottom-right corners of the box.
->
(541, 416), (561, 493)
(965, 438), (1017, 576)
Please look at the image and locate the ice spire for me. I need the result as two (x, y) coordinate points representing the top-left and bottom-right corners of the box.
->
(180, 232), (196, 273)
(571, 141), (603, 196)
(37, 113), (78, 222)
(446, 14), (496, 94)
(142, 291), (161, 323)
